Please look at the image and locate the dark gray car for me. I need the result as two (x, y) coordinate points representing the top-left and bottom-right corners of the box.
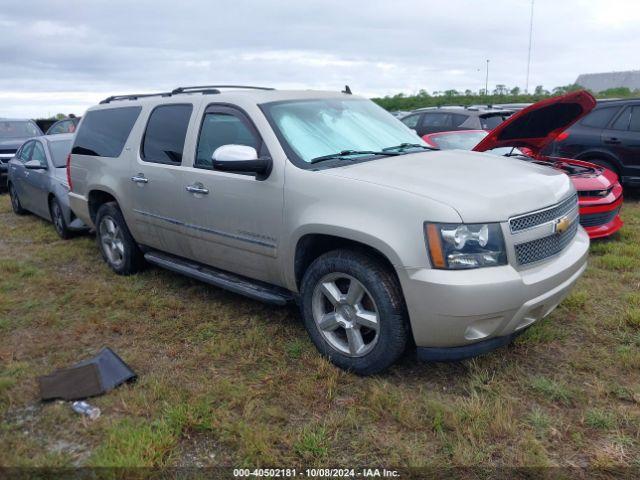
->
(0, 118), (43, 190)
(8, 133), (87, 238)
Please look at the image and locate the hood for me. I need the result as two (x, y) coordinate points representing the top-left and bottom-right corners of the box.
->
(0, 137), (30, 150)
(473, 90), (596, 155)
(319, 150), (574, 223)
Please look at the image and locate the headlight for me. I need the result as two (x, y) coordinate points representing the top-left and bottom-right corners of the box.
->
(425, 222), (507, 269)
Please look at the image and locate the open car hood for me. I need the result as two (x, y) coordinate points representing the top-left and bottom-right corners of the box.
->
(472, 90), (596, 155)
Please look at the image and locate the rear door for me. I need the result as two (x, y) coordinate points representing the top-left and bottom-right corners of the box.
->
(179, 104), (284, 284)
(130, 103), (198, 257)
(601, 104), (640, 179)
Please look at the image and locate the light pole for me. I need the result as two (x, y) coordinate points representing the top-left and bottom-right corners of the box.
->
(485, 59), (490, 96)
(525, 0), (535, 94)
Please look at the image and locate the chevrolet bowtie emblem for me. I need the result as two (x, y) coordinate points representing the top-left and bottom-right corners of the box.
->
(555, 216), (571, 234)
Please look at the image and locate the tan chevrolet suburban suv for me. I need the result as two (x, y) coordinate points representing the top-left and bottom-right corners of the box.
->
(68, 85), (589, 374)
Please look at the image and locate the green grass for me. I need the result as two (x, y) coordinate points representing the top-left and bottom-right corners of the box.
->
(1, 193), (640, 467)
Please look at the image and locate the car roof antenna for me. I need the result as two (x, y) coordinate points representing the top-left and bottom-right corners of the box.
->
(342, 85), (352, 95)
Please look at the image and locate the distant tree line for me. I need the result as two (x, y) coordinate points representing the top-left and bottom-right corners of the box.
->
(372, 84), (640, 112)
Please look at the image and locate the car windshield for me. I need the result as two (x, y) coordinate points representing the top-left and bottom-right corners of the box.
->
(48, 139), (73, 167)
(0, 121), (40, 139)
(431, 131), (522, 156)
(262, 98), (428, 165)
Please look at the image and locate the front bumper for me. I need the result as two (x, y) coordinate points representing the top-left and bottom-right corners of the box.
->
(398, 226), (589, 355)
(579, 195), (623, 239)
(0, 163), (7, 188)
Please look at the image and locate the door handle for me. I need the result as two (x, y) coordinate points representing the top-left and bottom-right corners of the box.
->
(131, 174), (148, 184)
(186, 183), (209, 195)
(604, 137), (621, 145)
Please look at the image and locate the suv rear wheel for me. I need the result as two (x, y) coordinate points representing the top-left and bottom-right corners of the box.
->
(300, 249), (409, 375)
(95, 202), (144, 275)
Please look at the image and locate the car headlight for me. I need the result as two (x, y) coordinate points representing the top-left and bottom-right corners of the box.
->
(425, 222), (507, 269)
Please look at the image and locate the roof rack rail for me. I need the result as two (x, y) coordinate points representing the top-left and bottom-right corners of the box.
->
(171, 85), (275, 95)
(99, 92), (173, 104)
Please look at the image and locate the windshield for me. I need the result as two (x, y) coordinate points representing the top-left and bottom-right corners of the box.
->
(0, 121), (40, 139)
(431, 130), (522, 156)
(49, 139), (73, 167)
(262, 98), (427, 166)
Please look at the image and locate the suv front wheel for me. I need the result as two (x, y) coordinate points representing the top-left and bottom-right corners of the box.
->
(300, 249), (409, 375)
(95, 202), (144, 275)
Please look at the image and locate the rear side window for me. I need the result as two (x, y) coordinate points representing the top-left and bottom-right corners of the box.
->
(195, 112), (258, 169)
(480, 114), (508, 130)
(142, 104), (193, 164)
(581, 106), (619, 128)
(611, 107), (631, 131)
(49, 139), (73, 167)
(72, 107), (141, 157)
(421, 113), (450, 127)
(450, 113), (469, 127)
(629, 106), (640, 132)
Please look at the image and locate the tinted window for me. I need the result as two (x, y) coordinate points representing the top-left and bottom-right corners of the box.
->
(450, 113), (469, 127)
(142, 104), (193, 164)
(581, 106), (618, 128)
(72, 107), (141, 157)
(18, 141), (34, 161)
(422, 113), (450, 127)
(400, 114), (420, 129)
(629, 106), (640, 132)
(195, 112), (258, 169)
(480, 114), (509, 130)
(31, 142), (48, 167)
(0, 120), (41, 139)
(611, 107), (631, 131)
(49, 139), (73, 167)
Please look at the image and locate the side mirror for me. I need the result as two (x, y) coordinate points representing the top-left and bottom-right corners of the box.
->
(24, 159), (47, 170)
(212, 145), (272, 180)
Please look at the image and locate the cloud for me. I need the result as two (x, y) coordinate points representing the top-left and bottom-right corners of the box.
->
(0, 0), (638, 117)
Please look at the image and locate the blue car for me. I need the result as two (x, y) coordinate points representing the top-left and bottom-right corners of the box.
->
(0, 118), (43, 190)
(8, 133), (87, 239)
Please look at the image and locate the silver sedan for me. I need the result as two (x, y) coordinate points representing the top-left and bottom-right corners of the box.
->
(8, 133), (87, 238)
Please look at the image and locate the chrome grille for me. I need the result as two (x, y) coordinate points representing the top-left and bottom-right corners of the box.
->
(509, 194), (578, 233)
(515, 220), (578, 265)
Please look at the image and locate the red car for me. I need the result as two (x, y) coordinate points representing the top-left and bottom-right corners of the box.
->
(422, 91), (623, 239)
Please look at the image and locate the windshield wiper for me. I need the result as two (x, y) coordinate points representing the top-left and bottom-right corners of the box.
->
(382, 143), (437, 152)
(309, 149), (400, 164)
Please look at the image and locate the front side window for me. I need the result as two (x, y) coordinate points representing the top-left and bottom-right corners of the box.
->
(262, 98), (426, 166)
(450, 113), (469, 128)
(31, 142), (48, 167)
(142, 104), (193, 164)
(48, 120), (73, 135)
(195, 112), (258, 169)
(0, 120), (40, 139)
(400, 114), (420, 129)
(18, 141), (35, 162)
(480, 114), (509, 130)
(72, 107), (141, 157)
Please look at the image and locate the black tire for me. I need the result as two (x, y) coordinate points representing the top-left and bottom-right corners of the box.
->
(95, 202), (144, 275)
(8, 183), (26, 215)
(300, 249), (409, 375)
(49, 197), (72, 240)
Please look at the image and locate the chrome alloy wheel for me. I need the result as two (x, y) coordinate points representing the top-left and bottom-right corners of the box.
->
(51, 201), (65, 235)
(99, 215), (125, 268)
(311, 273), (380, 357)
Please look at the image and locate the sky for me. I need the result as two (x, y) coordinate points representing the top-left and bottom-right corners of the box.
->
(1, 0), (639, 118)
